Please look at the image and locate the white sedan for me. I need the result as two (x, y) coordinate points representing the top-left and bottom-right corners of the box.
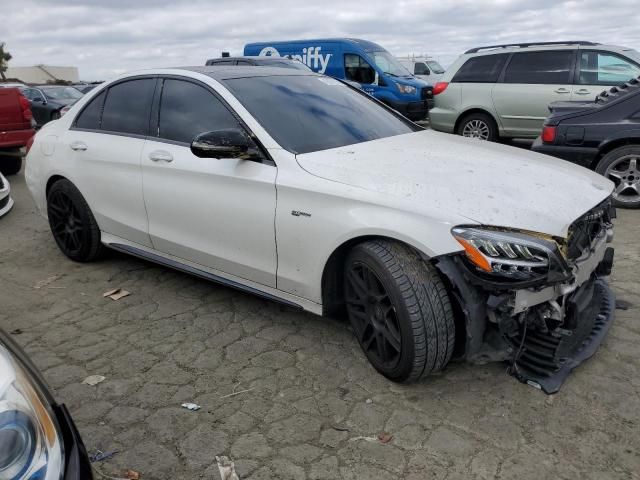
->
(26, 67), (616, 392)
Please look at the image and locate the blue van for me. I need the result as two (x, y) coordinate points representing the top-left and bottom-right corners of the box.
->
(243, 38), (432, 121)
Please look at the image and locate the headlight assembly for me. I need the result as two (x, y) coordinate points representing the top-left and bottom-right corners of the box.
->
(0, 343), (64, 480)
(396, 84), (416, 95)
(451, 227), (570, 284)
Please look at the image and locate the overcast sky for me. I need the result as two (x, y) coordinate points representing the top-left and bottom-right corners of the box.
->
(3, 0), (640, 80)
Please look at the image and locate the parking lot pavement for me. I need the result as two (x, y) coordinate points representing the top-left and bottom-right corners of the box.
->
(1, 173), (639, 480)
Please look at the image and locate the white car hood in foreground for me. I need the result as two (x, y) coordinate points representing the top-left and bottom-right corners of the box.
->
(296, 130), (613, 237)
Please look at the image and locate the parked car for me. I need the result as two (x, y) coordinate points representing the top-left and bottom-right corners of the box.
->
(206, 56), (311, 70)
(397, 55), (446, 83)
(26, 67), (616, 392)
(430, 41), (640, 141)
(532, 76), (640, 208)
(0, 328), (93, 479)
(0, 172), (14, 217)
(72, 83), (99, 94)
(244, 38), (433, 120)
(21, 85), (84, 127)
(0, 87), (35, 175)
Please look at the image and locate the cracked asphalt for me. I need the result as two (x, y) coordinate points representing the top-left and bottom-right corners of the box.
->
(1, 172), (639, 480)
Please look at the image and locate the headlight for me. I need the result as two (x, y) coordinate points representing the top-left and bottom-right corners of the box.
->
(396, 84), (416, 95)
(451, 227), (569, 283)
(0, 343), (64, 480)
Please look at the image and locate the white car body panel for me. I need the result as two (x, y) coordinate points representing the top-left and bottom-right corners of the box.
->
(24, 68), (614, 312)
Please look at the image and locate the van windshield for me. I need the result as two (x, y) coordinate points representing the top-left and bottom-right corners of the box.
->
(426, 60), (445, 74)
(223, 75), (419, 154)
(371, 51), (412, 77)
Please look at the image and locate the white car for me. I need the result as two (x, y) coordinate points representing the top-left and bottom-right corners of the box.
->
(0, 172), (14, 217)
(25, 67), (616, 392)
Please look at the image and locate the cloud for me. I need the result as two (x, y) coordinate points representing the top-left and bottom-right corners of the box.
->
(2, 0), (639, 80)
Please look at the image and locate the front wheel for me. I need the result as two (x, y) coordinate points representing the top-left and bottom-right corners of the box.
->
(596, 145), (640, 209)
(47, 179), (106, 261)
(344, 240), (456, 383)
(457, 113), (498, 142)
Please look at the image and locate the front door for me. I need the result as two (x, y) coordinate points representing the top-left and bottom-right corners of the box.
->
(141, 78), (278, 287)
(492, 50), (576, 137)
(344, 53), (379, 96)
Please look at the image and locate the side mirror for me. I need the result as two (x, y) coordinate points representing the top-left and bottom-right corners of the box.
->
(191, 129), (262, 160)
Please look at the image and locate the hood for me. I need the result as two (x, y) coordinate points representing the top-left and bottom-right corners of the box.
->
(296, 130), (613, 237)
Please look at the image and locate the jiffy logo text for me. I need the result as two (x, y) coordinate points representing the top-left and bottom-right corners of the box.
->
(258, 46), (332, 74)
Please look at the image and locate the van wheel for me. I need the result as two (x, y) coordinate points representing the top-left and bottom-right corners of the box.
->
(457, 113), (497, 141)
(596, 145), (640, 209)
(47, 179), (106, 262)
(0, 155), (22, 176)
(344, 240), (455, 383)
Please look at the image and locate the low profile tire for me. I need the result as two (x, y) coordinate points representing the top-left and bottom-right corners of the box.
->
(47, 179), (106, 262)
(595, 145), (640, 209)
(344, 240), (456, 383)
(0, 155), (22, 176)
(457, 112), (498, 142)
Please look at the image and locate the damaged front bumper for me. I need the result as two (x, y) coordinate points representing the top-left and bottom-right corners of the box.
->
(436, 203), (616, 394)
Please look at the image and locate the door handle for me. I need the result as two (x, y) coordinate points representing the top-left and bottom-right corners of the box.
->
(149, 150), (173, 163)
(69, 141), (87, 151)
(574, 89), (591, 95)
(554, 88), (570, 94)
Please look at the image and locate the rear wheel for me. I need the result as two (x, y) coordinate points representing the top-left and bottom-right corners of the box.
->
(0, 155), (22, 176)
(596, 146), (640, 208)
(47, 179), (106, 261)
(344, 240), (456, 383)
(457, 112), (498, 142)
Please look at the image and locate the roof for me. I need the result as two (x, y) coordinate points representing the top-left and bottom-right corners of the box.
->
(207, 56), (299, 63)
(174, 66), (317, 81)
(245, 37), (385, 52)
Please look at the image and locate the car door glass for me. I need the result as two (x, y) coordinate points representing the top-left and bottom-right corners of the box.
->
(158, 79), (242, 144)
(451, 54), (509, 82)
(75, 90), (106, 130)
(503, 51), (574, 84)
(236, 60), (252, 65)
(101, 78), (155, 135)
(578, 51), (640, 85)
(344, 54), (376, 84)
(414, 62), (429, 75)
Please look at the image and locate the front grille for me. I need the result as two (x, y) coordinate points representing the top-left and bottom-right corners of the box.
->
(566, 199), (613, 260)
(421, 87), (433, 100)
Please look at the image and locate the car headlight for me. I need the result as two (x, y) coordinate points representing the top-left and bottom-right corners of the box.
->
(451, 227), (569, 283)
(396, 84), (416, 95)
(0, 343), (64, 480)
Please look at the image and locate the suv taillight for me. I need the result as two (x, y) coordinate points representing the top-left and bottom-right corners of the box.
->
(18, 93), (33, 123)
(542, 126), (557, 143)
(433, 82), (449, 95)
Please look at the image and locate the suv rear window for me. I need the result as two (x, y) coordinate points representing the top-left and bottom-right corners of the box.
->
(452, 54), (508, 83)
(503, 51), (574, 84)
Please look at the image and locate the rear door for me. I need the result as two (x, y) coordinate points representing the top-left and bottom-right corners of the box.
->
(492, 50), (576, 137)
(573, 50), (640, 99)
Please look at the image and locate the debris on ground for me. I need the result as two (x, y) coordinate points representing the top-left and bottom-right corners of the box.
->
(331, 423), (350, 432)
(125, 470), (140, 480)
(216, 456), (239, 480)
(103, 288), (131, 301)
(9, 328), (22, 335)
(365, 398), (373, 404)
(616, 299), (632, 310)
(33, 274), (63, 289)
(220, 382), (255, 399)
(377, 432), (393, 444)
(181, 402), (201, 411)
(82, 375), (106, 386)
(90, 450), (119, 463)
(349, 436), (378, 443)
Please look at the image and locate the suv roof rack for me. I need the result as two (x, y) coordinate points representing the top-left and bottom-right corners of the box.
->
(465, 41), (600, 54)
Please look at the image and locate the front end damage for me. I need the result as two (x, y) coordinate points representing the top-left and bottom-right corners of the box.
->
(435, 200), (616, 394)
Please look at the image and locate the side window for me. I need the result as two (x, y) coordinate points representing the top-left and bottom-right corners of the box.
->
(451, 54), (509, 83)
(344, 54), (376, 84)
(236, 60), (252, 65)
(578, 51), (640, 85)
(503, 51), (574, 84)
(158, 79), (241, 144)
(75, 90), (105, 130)
(414, 62), (429, 75)
(213, 60), (235, 65)
(101, 78), (155, 135)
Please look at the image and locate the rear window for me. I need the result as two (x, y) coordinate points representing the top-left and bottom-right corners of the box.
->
(503, 51), (575, 84)
(223, 75), (418, 154)
(452, 54), (509, 83)
(75, 91), (105, 130)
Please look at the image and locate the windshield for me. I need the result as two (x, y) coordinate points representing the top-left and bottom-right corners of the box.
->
(42, 86), (83, 100)
(371, 51), (412, 77)
(223, 75), (418, 154)
(267, 59), (311, 71)
(426, 60), (445, 74)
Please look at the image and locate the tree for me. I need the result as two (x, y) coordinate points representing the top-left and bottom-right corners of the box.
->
(0, 43), (12, 81)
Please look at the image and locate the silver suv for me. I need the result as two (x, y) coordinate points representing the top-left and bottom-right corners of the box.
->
(429, 41), (640, 141)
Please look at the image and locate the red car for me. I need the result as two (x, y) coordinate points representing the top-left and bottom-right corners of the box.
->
(0, 87), (35, 175)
